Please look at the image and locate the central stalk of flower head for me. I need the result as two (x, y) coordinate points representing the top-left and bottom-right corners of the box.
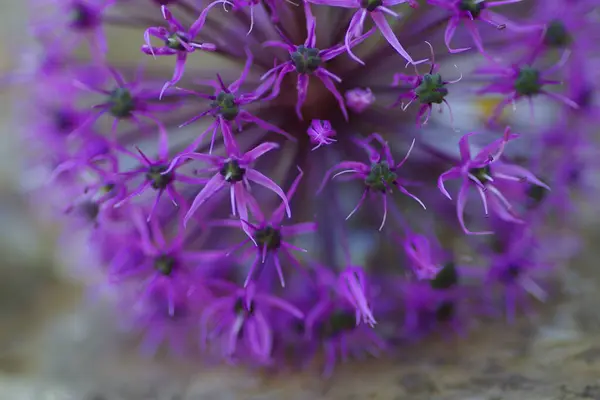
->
(154, 254), (176, 275)
(361, 0), (383, 12)
(543, 20), (571, 48)
(220, 159), (246, 183)
(365, 161), (398, 193)
(469, 165), (492, 183)
(318, 310), (356, 338)
(429, 262), (458, 290)
(514, 67), (542, 96)
(212, 92), (239, 121)
(108, 87), (135, 118)
(458, 0), (485, 18)
(146, 164), (175, 190)
(69, 2), (98, 30)
(254, 226), (282, 251)
(290, 46), (322, 74)
(165, 32), (190, 51)
(415, 73), (449, 105)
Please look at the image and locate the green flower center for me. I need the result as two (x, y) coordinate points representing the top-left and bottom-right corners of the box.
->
(361, 0), (383, 11)
(469, 165), (492, 182)
(254, 226), (282, 251)
(108, 87), (135, 118)
(290, 45), (322, 74)
(365, 161), (397, 192)
(220, 160), (246, 183)
(234, 298), (254, 315)
(146, 165), (174, 190)
(165, 32), (189, 51)
(318, 310), (356, 338)
(154, 254), (176, 276)
(514, 67), (542, 97)
(211, 91), (239, 121)
(543, 20), (571, 48)
(415, 73), (449, 105)
(458, 0), (485, 18)
(430, 262), (459, 290)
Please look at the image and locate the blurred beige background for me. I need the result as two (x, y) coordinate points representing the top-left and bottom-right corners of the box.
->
(1, 3), (600, 400)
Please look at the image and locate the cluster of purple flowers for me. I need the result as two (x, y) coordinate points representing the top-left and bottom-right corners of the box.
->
(16, 0), (600, 375)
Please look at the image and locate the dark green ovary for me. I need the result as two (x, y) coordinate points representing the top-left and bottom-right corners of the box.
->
(319, 310), (356, 338)
(365, 161), (397, 193)
(525, 183), (547, 209)
(469, 165), (491, 182)
(165, 32), (189, 51)
(458, 0), (485, 18)
(290, 46), (322, 74)
(415, 74), (449, 105)
(212, 92), (239, 121)
(154, 254), (176, 276)
(220, 160), (246, 183)
(361, 0), (383, 11)
(514, 67), (542, 96)
(543, 20), (571, 48)
(430, 262), (459, 290)
(254, 226), (282, 251)
(108, 87), (135, 118)
(146, 165), (174, 190)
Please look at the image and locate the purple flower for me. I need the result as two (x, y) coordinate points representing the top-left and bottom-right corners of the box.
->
(307, 120), (337, 150)
(142, 4), (227, 97)
(483, 228), (550, 322)
(128, 286), (201, 357)
(391, 41), (462, 127)
(176, 48), (294, 153)
(165, 133), (291, 234)
(345, 87), (375, 114)
(427, 0), (533, 54)
(303, 266), (385, 376)
(73, 65), (176, 137)
(262, 4), (375, 120)
(200, 280), (304, 364)
(438, 127), (549, 234)
(108, 209), (225, 314)
(402, 231), (445, 280)
(306, 0), (418, 64)
(210, 168), (317, 287)
(112, 127), (208, 220)
(476, 49), (579, 124)
(400, 262), (480, 337)
(31, 0), (115, 60)
(319, 133), (425, 230)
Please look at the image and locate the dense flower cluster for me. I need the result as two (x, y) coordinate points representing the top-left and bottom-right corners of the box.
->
(16, 0), (600, 375)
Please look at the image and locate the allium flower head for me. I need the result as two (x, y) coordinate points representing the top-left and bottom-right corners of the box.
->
(17, 0), (598, 376)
